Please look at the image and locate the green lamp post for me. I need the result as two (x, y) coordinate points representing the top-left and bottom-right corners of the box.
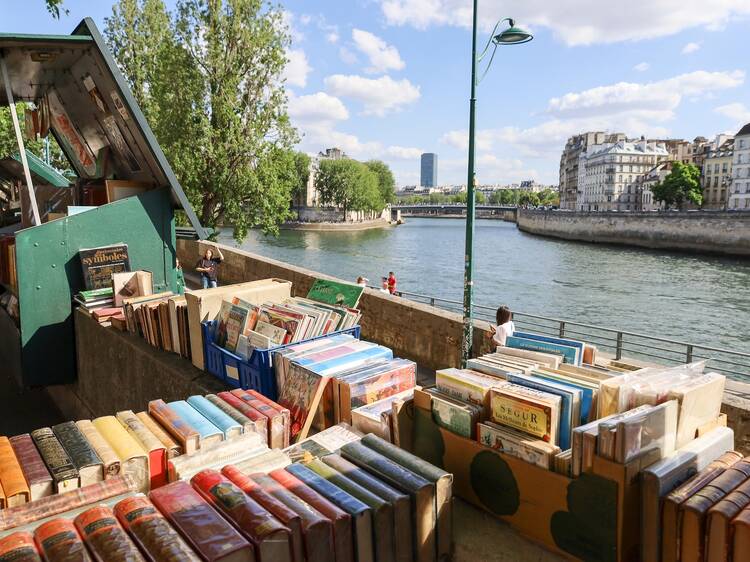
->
(462, 5), (532, 367)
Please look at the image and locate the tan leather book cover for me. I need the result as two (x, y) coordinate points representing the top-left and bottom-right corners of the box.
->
(0, 436), (30, 507)
(76, 420), (121, 479)
(135, 412), (182, 459)
(731, 507), (750, 562)
(705, 479), (750, 562)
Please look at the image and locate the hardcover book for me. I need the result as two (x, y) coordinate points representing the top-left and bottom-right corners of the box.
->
(52, 421), (104, 487)
(425, 389), (481, 440)
(0, 531), (41, 561)
(168, 400), (224, 449)
(494, 346), (561, 368)
(434, 368), (497, 411)
(338, 360), (416, 425)
(352, 390), (414, 440)
(114, 495), (201, 561)
(187, 395), (243, 440)
(233, 449), (291, 475)
(705, 478), (750, 562)
(30, 428), (79, 494)
(217, 392), (269, 443)
(33, 518), (90, 562)
(244, 390), (292, 449)
(489, 384), (561, 445)
(167, 433), (265, 482)
(79, 243), (130, 290)
(668, 372), (725, 448)
(0, 436), (31, 507)
(505, 335), (579, 365)
(224, 304), (250, 353)
(512, 332), (584, 365)
(116, 410), (167, 490)
(74, 505), (145, 561)
(192, 469), (293, 562)
(93, 416), (150, 493)
(78, 420), (121, 478)
(205, 394), (256, 435)
(270, 361), (330, 442)
(148, 399), (200, 455)
(149, 481), (254, 562)
(8, 434), (53, 502)
(231, 390), (285, 449)
(477, 421), (559, 470)
(613, 400), (678, 464)
(268, 468), (354, 562)
(731, 508), (750, 562)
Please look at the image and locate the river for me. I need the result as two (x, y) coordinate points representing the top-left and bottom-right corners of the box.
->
(218, 217), (750, 354)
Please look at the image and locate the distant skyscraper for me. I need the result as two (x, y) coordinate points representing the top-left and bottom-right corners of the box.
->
(420, 153), (438, 187)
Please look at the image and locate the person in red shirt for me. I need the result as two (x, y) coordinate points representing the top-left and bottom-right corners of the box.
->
(387, 271), (397, 294)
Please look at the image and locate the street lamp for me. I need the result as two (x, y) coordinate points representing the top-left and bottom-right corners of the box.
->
(462, 6), (532, 367)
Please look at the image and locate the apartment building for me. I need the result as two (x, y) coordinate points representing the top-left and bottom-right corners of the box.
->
(729, 123), (750, 210)
(702, 138), (734, 209)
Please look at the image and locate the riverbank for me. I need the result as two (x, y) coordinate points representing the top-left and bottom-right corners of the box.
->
(281, 217), (395, 231)
(518, 209), (750, 257)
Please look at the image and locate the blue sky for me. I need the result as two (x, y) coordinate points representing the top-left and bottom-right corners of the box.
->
(3, 1), (750, 186)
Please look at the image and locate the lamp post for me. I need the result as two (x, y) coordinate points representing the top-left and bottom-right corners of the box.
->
(462, 4), (532, 367)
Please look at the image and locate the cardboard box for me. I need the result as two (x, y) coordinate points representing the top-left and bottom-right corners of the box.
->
(185, 279), (292, 370)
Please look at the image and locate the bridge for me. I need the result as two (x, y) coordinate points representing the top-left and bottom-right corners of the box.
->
(391, 204), (518, 222)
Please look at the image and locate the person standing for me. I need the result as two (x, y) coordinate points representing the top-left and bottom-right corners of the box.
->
(196, 245), (224, 289)
(379, 277), (390, 294)
(356, 276), (369, 287)
(175, 258), (186, 295)
(489, 305), (515, 347)
(387, 271), (397, 295)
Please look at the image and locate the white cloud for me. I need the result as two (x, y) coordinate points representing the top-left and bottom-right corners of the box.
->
(283, 49), (311, 88)
(339, 47), (358, 65)
(681, 41), (702, 54)
(324, 74), (421, 116)
(351, 29), (405, 74)
(634, 62), (650, 72)
(386, 146), (423, 159)
(378, 1), (750, 45)
(288, 92), (349, 124)
(326, 32), (339, 43)
(714, 103), (750, 130)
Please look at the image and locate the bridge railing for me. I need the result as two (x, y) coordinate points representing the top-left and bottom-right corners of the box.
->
(389, 288), (750, 381)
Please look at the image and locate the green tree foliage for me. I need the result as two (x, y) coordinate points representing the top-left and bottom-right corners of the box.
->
(105, 0), (298, 240)
(293, 152), (311, 196)
(518, 191), (540, 207)
(45, 0), (67, 18)
(652, 162), (703, 209)
(364, 160), (396, 204)
(0, 105), (70, 173)
(475, 191), (486, 204)
(315, 159), (383, 215)
(537, 188), (560, 207)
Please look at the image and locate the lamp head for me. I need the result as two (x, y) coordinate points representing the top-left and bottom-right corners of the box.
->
(493, 19), (533, 45)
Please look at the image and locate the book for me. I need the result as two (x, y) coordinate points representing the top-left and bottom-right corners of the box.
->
(731, 507), (750, 562)
(390, 395), (413, 451)
(187, 395), (244, 440)
(341, 440), (436, 562)
(613, 400), (678, 463)
(338, 360), (416, 425)
(233, 449), (291, 475)
(505, 335), (579, 365)
(33, 518), (89, 561)
(705, 478), (750, 562)
(0, 437), (30, 507)
(192, 469), (293, 561)
(0, 476), (135, 532)
(116, 410), (168, 490)
(553, 449), (572, 477)
(217, 392), (269, 444)
(30, 428), (79, 494)
(276, 364), (331, 442)
(358, 433), (453, 562)
(640, 426), (734, 562)
(205, 394), (256, 435)
(74, 505), (145, 560)
(112, 270), (152, 307)
(668, 372), (725, 448)
(168, 400), (224, 449)
(76, 420), (122, 480)
(8, 435), (53, 502)
(477, 421), (559, 470)
(306, 279), (363, 309)
(93, 416), (150, 493)
(114, 495), (201, 561)
(285, 463), (374, 562)
(254, 319), (288, 345)
(231, 390), (286, 449)
(679, 459), (750, 562)
(167, 433), (265, 483)
(79, 243), (130, 290)
(494, 346), (562, 368)
(489, 384), (560, 445)
(284, 424), (363, 464)
(51, 422), (103, 488)
(512, 332), (584, 365)
(0, 531), (41, 561)
(434, 368), (497, 411)
(269, 468), (354, 562)
(135, 412), (182, 459)
(424, 389), (481, 440)
(149, 481), (254, 561)
(148, 399), (200, 455)
(244, 390), (292, 449)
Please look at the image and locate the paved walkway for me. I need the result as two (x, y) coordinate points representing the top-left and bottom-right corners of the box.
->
(0, 371), (64, 435)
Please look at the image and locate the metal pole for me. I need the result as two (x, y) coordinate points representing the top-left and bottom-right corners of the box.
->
(461, 0), (479, 367)
(0, 55), (41, 226)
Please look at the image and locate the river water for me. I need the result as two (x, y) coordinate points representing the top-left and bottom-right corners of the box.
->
(218, 217), (750, 354)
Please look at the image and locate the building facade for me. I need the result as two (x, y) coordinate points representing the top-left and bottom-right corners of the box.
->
(293, 147), (349, 208)
(420, 153), (438, 188)
(729, 124), (750, 210)
(577, 140), (669, 212)
(702, 138), (734, 210)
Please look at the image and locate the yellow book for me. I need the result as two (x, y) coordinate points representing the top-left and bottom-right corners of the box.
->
(76, 420), (121, 479)
(0, 437), (30, 507)
(116, 410), (167, 490)
(93, 416), (149, 493)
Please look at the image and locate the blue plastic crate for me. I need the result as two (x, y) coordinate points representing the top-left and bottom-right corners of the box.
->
(201, 321), (361, 400)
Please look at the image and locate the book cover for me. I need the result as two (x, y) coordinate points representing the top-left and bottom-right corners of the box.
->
(0, 531), (41, 561)
(224, 304), (250, 353)
(705, 478), (750, 562)
(245, 390), (291, 449)
(668, 372), (725, 448)
(731, 508), (750, 562)
(74, 505), (145, 561)
(93, 416), (149, 494)
(434, 368), (496, 410)
(187, 395), (243, 440)
(477, 421), (559, 470)
(217, 392), (269, 444)
(33, 518), (89, 562)
(268, 468), (354, 562)
(114, 495), (201, 561)
(254, 320), (289, 345)
(214, 300), (235, 348)
(341, 361), (416, 425)
(30, 428), (79, 494)
(0, 436), (30, 507)
(505, 335), (579, 366)
(206, 394), (256, 435)
(134, 412), (182, 459)
(78, 243), (130, 290)
(116, 410), (168, 490)
(167, 433), (265, 483)
(614, 400), (678, 464)
(231, 390), (285, 449)
(489, 385), (560, 445)
(148, 399), (200, 455)
(149, 481), (254, 562)
(512, 332), (584, 365)
(52, 421), (104, 487)
(275, 363), (330, 442)
(426, 390), (481, 440)
(168, 400), (224, 449)
(306, 279), (363, 309)
(191, 469), (293, 562)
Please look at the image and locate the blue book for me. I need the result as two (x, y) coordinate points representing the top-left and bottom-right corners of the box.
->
(186, 395), (242, 439)
(513, 331), (584, 365)
(506, 335), (579, 365)
(168, 400), (224, 447)
(532, 371), (594, 426)
(285, 463), (374, 562)
(506, 373), (580, 450)
(305, 346), (394, 377)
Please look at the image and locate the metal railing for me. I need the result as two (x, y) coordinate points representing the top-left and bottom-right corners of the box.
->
(390, 288), (750, 381)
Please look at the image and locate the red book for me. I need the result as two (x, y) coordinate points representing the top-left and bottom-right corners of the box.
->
(269, 468), (353, 562)
(244, 390), (291, 448)
(92, 307), (124, 321)
(0, 531), (41, 561)
(218, 392), (268, 444)
(231, 390), (284, 449)
(33, 519), (90, 562)
(9, 434), (53, 502)
(191, 469), (293, 562)
(149, 480), (253, 562)
(74, 505), (144, 561)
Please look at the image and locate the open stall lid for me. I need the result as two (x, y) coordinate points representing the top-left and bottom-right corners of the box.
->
(0, 18), (206, 238)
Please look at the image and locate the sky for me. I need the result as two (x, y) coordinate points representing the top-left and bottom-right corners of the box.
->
(2, 1), (750, 186)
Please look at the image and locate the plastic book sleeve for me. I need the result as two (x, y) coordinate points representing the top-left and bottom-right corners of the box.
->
(74, 506), (145, 561)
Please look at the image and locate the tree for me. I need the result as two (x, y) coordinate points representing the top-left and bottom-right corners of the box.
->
(537, 188), (560, 207)
(365, 160), (396, 205)
(105, 0), (298, 240)
(518, 191), (540, 207)
(315, 159), (383, 216)
(475, 191), (486, 204)
(652, 162), (702, 210)
(292, 152), (311, 196)
(45, 0), (67, 18)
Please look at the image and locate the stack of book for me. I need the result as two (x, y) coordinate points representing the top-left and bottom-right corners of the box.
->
(73, 287), (114, 312)
(121, 292), (192, 358)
